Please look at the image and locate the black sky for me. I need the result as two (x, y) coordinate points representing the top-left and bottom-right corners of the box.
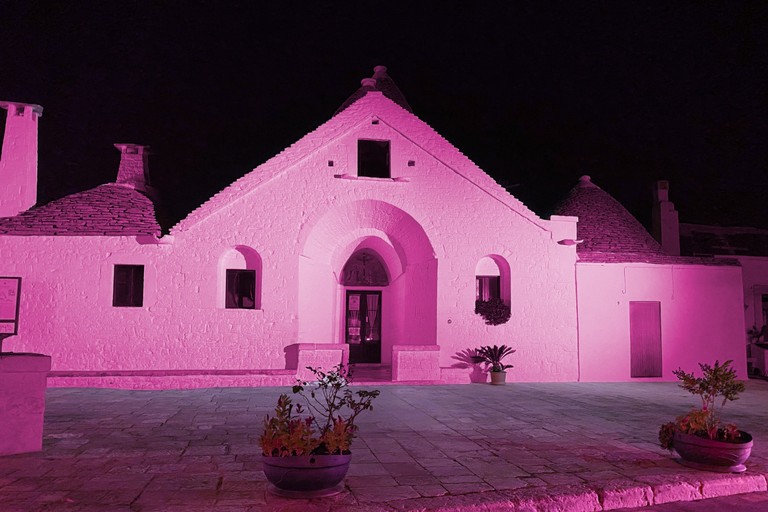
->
(1, 1), (766, 231)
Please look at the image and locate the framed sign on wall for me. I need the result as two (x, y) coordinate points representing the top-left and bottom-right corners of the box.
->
(0, 277), (21, 351)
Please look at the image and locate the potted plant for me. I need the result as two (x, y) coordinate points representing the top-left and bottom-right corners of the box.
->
(473, 344), (515, 385)
(658, 360), (752, 473)
(260, 364), (380, 497)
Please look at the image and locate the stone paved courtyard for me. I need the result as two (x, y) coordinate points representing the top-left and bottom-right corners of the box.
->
(3, 380), (768, 511)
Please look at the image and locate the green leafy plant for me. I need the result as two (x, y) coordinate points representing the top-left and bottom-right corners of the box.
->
(658, 360), (747, 451)
(473, 344), (515, 373)
(260, 364), (380, 456)
(475, 298), (511, 325)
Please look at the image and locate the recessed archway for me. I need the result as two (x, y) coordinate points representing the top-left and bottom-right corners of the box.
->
(297, 200), (437, 363)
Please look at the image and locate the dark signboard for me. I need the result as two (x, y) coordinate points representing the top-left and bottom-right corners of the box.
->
(0, 277), (21, 336)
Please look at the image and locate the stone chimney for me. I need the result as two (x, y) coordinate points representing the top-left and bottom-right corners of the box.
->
(651, 180), (680, 256)
(0, 101), (43, 217)
(114, 143), (151, 193)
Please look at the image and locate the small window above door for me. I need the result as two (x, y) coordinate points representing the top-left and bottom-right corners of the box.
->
(341, 249), (389, 286)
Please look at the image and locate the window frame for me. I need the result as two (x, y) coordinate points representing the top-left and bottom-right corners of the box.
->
(475, 275), (501, 302)
(112, 264), (144, 307)
(225, 269), (257, 310)
(357, 139), (391, 178)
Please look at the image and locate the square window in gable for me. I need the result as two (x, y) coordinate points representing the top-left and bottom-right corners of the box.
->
(358, 139), (390, 178)
(113, 264), (144, 307)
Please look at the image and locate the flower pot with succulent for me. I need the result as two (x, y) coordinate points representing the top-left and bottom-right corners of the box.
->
(658, 360), (752, 473)
(259, 364), (380, 498)
(473, 345), (515, 385)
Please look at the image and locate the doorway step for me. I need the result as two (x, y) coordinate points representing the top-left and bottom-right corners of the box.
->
(349, 364), (392, 383)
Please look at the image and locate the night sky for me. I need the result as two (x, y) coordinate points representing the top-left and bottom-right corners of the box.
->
(1, 1), (766, 231)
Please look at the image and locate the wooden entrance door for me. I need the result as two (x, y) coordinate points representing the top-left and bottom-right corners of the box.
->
(345, 291), (382, 364)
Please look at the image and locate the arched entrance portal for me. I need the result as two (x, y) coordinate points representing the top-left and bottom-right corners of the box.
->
(298, 200), (438, 368)
(342, 249), (389, 363)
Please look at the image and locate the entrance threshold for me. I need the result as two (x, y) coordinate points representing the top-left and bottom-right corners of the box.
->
(349, 364), (392, 383)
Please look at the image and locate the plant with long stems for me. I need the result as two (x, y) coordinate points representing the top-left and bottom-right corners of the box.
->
(292, 365), (379, 453)
(659, 360), (747, 450)
(260, 364), (380, 456)
(672, 360), (744, 437)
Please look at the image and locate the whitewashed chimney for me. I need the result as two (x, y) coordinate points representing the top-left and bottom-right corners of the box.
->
(0, 101), (43, 217)
(652, 180), (680, 256)
(114, 143), (151, 192)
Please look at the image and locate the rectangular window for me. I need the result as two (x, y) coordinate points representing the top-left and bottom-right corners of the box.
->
(113, 265), (144, 307)
(226, 269), (256, 309)
(762, 295), (768, 328)
(476, 276), (500, 302)
(358, 139), (390, 178)
(630, 301), (662, 378)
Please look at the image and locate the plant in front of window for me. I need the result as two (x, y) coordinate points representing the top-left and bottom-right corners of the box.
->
(658, 360), (753, 472)
(474, 298), (511, 325)
(472, 344), (515, 385)
(260, 364), (380, 497)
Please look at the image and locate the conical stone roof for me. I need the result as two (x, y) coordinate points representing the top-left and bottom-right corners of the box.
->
(0, 184), (160, 236)
(554, 175), (665, 257)
(554, 176), (738, 266)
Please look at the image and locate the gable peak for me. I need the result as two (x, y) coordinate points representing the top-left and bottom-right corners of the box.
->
(335, 65), (413, 116)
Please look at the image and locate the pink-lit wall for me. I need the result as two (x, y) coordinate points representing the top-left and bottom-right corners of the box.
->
(576, 262), (747, 381)
(729, 256), (768, 374)
(0, 93), (580, 382)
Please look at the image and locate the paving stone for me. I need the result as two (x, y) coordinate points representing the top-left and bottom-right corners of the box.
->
(347, 475), (399, 487)
(482, 476), (529, 491)
(413, 484), (449, 497)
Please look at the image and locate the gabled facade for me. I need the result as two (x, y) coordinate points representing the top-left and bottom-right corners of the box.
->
(0, 68), (747, 387)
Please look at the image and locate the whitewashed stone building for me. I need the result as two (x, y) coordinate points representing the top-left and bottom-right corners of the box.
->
(0, 67), (747, 387)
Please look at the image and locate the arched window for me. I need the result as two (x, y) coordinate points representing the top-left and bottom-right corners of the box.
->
(474, 255), (511, 325)
(475, 256), (501, 302)
(220, 246), (262, 309)
(341, 249), (389, 286)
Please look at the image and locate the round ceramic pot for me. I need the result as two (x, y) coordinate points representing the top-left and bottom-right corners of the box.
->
(673, 430), (753, 473)
(489, 371), (507, 385)
(262, 453), (351, 498)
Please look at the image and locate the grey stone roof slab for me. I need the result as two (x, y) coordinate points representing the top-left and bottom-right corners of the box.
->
(0, 184), (160, 236)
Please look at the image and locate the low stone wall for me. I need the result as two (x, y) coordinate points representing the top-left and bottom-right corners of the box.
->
(286, 343), (350, 381)
(392, 345), (440, 382)
(47, 369), (296, 389)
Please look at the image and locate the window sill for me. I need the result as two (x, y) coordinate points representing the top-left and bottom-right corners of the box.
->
(333, 174), (409, 182)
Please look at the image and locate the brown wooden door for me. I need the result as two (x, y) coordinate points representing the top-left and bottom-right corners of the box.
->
(345, 291), (381, 364)
(630, 301), (662, 378)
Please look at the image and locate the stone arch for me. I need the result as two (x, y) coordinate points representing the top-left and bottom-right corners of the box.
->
(297, 200), (438, 358)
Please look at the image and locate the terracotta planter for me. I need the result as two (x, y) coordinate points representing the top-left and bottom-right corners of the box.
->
(0, 353), (51, 456)
(262, 453), (351, 498)
(489, 371), (507, 385)
(673, 430), (753, 473)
